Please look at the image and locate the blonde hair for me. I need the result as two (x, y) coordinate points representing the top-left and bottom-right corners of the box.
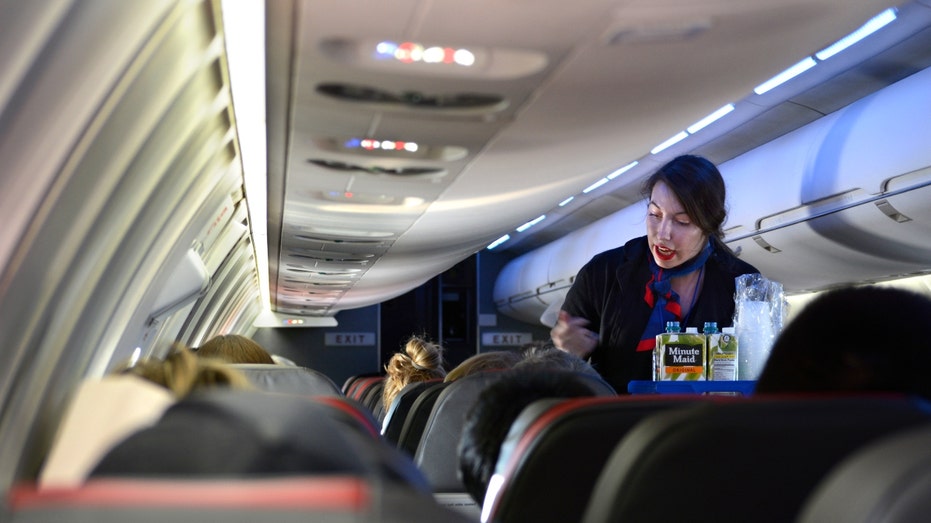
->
(445, 350), (522, 382)
(382, 336), (446, 408)
(117, 345), (251, 398)
(196, 334), (275, 364)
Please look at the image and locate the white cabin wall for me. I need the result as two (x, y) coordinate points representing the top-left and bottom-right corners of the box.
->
(495, 64), (931, 326)
(0, 0), (261, 490)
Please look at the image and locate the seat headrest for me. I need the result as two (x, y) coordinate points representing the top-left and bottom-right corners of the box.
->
(229, 364), (341, 396)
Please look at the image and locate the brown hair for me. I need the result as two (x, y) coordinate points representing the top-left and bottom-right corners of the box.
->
(445, 350), (522, 382)
(196, 334), (275, 364)
(382, 336), (447, 408)
(117, 345), (251, 398)
(642, 155), (727, 244)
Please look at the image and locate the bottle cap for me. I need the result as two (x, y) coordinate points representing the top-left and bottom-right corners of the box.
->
(703, 321), (718, 334)
(686, 327), (699, 333)
(722, 327), (736, 334)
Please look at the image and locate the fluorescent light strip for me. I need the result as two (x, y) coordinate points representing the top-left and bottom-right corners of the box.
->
(582, 177), (610, 194)
(687, 104), (735, 134)
(607, 161), (639, 180)
(650, 131), (689, 155)
(486, 234), (510, 250)
(516, 215), (546, 232)
(816, 8), (897, 61)
(221, 0), (269, 309)
(753, 57), (817, 95)
(558, 196), (575, 207)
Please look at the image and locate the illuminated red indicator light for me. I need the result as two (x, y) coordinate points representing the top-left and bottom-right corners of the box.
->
(375, 41), (475, 67)
(346, 137), (419, 153)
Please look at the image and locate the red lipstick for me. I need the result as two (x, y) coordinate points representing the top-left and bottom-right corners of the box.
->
(654, 245), (675, 262)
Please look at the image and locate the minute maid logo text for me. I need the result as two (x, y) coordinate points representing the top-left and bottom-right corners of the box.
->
(665, 344), (702, 364)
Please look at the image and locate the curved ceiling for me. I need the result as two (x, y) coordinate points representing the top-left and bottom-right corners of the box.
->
(264, 0), (928, 315)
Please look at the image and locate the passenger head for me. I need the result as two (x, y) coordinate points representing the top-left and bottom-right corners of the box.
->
(445, 350), (523, 382)
(756, 286), (931, 399)
(642, 154), (726, 241)
(196, 334), (275, 364)
(383, 335), (447, 409)
(458, 371), (599, 504)
(116, 345), (251, 398)
(515, 342), (601, 378)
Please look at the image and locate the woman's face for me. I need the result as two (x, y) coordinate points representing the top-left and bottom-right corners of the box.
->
(646, 181), (708, 269)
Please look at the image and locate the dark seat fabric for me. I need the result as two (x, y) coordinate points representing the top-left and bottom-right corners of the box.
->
(797, 422), (931, 523)
(7, 475), (477, 523)
(484, 395), (708, 523)
(414, 372), (510, 492)
(310, 394), (381, 440)
(396, 381), (451, 457)
(581, 395), (931, 523)
(381, 379), (443, 446)
(359, 379), (385, 421)
(229, 364), (341, 396)
(89, 390), (429, 493)
(347, 376), (384, 402)
(415, 370), (616, 493)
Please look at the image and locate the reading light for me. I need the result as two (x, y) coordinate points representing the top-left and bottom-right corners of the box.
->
(487, 234), (510, 250)
(753, 57), (817, 95)
(687, 104), (735, 134)
(516, 215), (546, 232)
(816, 8), (897, 61)
(651, 131), (689, 155)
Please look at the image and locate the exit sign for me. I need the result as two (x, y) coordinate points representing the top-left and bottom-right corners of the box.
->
(482, 332), (533, 346)
(325, 332), (376, 346)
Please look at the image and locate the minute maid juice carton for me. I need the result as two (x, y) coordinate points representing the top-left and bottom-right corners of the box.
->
(655, 323), (706, 381)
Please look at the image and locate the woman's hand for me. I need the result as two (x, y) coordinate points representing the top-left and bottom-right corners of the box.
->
(550, 310), (598, 359)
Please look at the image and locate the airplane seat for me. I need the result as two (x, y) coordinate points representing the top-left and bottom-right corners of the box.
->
(307, 395), (381, 440)
(414, 370), (616, 494)
(359, 379), (385, 421)
(7, 475), (477, 523)
(229, 364), (342, 396)
(413, 372), (511, 492)
(381, 379), (444, 446)
(483, 394), (710, 523)
(342, 373), (382, 396)
(395, 381), (452, 457)
(341, 375), (360, 395)
(796, 422), (931, 523)
(347, 376), (385, 402)
(89, 389), (430, 494)
(580, 395), (931, 523)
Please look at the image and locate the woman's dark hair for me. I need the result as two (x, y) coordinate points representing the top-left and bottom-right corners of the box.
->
(641, 155), (727, 243)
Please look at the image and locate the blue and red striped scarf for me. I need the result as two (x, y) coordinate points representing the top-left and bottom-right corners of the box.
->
(636, 240), (712, 352)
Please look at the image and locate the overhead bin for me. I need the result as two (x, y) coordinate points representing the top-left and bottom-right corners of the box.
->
(496, 64), (931, 325)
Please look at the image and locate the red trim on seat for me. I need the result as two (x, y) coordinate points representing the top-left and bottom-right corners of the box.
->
(484, 394), (716, 517)
(313, 396), (380, 438)
(9, 476), (370, 511)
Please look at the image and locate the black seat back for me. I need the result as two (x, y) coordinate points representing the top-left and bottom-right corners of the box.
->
(381, 379), (443, 446)
(90, 389), (428, 492)
(797, 422), (931, 523)
(396, 381), (451, 457)
(581, 395), (931, 523)
(484, 395), (707, 523)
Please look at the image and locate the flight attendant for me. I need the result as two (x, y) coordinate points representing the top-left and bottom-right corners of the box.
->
(551, 155), (759, 392)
